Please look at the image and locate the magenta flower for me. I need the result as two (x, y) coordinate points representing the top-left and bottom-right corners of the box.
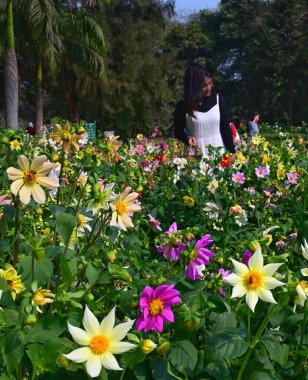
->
(287, 172), (297, 184)
(135, 144), (145, 154)
(255, 166), (268, 178)
(242, 249), (252, 266)
(0, 194), (11, 206)
(232, 172), (245, 185)
(185, 234), (214, 280)
(156, 222), (186, 260)
(148, 213), (162, 231)
(136, 284), (181, 332)
(218, 268), (231, 277)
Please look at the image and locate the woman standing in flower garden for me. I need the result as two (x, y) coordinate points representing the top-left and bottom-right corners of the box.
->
(173, 63), (235, 157)
(247, 111), (260, 138)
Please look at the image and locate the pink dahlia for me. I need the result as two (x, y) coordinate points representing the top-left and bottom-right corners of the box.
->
(185, 234), (214, 280)
(136, 284), (181, 332)
(156, 222), (186, 260)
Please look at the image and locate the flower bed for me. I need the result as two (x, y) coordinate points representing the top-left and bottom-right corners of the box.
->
(0, 124), (307, 379)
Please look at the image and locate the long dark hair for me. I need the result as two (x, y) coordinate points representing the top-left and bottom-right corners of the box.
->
(183, 63), (213, 117)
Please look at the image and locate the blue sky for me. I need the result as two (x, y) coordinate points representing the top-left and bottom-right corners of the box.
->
(175, 0), (220, 14)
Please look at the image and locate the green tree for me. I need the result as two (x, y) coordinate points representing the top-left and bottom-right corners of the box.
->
(4, 0), (18, 129)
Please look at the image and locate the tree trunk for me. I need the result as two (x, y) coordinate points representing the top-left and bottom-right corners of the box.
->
(4, 0), (18, 130)
(36, 59), (44, 135)
(66, 75), (80, 123)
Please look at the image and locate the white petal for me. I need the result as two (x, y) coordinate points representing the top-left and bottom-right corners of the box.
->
(68, 323), (91, 346)
(31, 184), (46, 204)
(19, 184), (32, 204)
(224, 273), (243, 286)
(36, 162), (55, 175)
(300, 268), (308, 277)
(120, 214), (134, 228)
(109, 341), (137, 354)
(257, 287), (277, 304)
(296, 284), (307, 303)
(11, 179), (24, 195)
(99, 307), (115, 335)
(17, 155), (29, 172)
(7, 167), (24, 180)
(86, 353), (102, 378)
(30, 155), (47, 171)
(117, 216), (127, 231)
(246, 291), (259, 312)
(231, 284), (247, 299)
(36, 176), (59, 189)
(64, 347), (91, 363)
(248, 247), (263, 271)
(100, 352), (122, 371)
(83, 306), (100, 335)
(262, 276), (284, 289)
(109, 319), (135, 342)
(261, 263), (283, 276)
(231, 259), (249, 277)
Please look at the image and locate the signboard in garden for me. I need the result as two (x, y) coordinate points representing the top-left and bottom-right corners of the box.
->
(85, 123), (96, 141)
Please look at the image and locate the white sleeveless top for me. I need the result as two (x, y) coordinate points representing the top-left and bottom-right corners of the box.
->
(186, 95), (226, 157)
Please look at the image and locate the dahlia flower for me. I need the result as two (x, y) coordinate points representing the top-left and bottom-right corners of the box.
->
(0, 267), (25, 300)
(7, 155), (59, 204)
(185, 234), (214, 280)
(156, 222), (186, 260)
(224, 247), (284, 312)
(136, 284), (181, 333)
(64, 306), (136, 377)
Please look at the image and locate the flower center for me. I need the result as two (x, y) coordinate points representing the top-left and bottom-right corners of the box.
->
(299, 281), (307, 291)
(78, 215), (85, 227)
(7, 280), (14, 291)
(33, 290), (45, 305)
(148, 299), (164, 316)
(23, 170), (37, 184)
(116, 201), (127, 215)
(89, 335), (110, 355)
(62, 131), (71, 141)
(244, 270), (263, 290)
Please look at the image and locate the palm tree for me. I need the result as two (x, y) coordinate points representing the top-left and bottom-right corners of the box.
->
(18, 0), (62, 134)
(4, 0), (18, 130)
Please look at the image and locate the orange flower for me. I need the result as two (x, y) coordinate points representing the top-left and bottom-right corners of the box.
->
(102, 136), (122, 163)
(50, 123), (81, 153)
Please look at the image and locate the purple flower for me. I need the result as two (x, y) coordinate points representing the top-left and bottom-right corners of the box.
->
(242, 249), (252, 266)
(156, 222), (186, 260)
(148, 214), (162, 231)
(185, 234), (214, 280)
(287, 172), (297, 184)
(0, 194), (11, 206)
(218, 268), (231, 277)
(136, 284), (181, 332)
(232, 172), (245, 185)
(255, 166), (268, 178)
(158, 141), (168, 151)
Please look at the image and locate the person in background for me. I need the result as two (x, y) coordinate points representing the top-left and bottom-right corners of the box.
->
(247, 112), (260, 138)
(230, 122), (240, 144)
(26, 121), (36, 136)
(174, 63), (235, 157)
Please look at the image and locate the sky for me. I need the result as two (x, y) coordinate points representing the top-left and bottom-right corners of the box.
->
(175, 0), (220, 16)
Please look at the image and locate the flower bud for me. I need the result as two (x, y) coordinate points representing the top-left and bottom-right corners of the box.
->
(106, 250), (117, 263)
(33, 247), (45, 263)
(56, 355), (69, 368)
(156, 339), (171, 356)
(140, 339), (157, 354)
(247, 240), (260, 253)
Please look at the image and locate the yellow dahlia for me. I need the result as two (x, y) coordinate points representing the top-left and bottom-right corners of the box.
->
(224, 247), (284, 312)
(110, 187), (141, 231)
(64, 306), (136, 377)
(7, 155), (59, 204)
(32, 289), (55, 312)
(0, 267), (25, 300)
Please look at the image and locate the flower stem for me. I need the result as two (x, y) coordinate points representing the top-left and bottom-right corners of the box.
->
(56, 150), (65, 206)
(247, 308), (251, 343)
(12, 196), (20, 267)
(119, 366), (127, 380)
(299, 299), (308, 348)
(236, 304), (279, 380)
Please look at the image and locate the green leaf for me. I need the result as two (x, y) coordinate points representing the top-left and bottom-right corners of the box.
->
(3, 330), (25, 374)
(55, 213), (77, 245)
(209, 332), (249, 361)
(24, 316), (67, 344)
(168, 340), (198, 373)
(209, 312), (237, 334)
(260, 336), (289, 367)
(26, 340), (61, 374)
(17, 256), (53, 288)
(248, 371), (280, 380)
(3, 205), (16, 221)
(60, 253), (75, 286)
(86, 264), (100, 286)
(0, 278), (15, 306)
